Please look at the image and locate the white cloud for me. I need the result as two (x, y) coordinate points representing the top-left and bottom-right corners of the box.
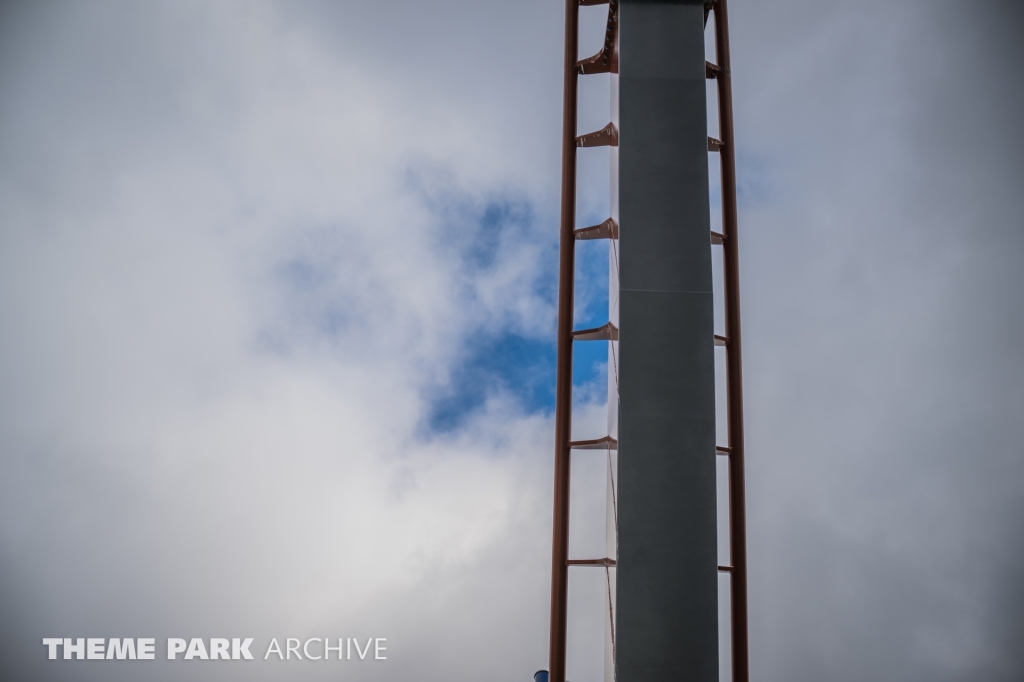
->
(0, 2), (606, 680)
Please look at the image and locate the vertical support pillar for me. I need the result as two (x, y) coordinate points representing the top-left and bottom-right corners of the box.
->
(616, 2), (718, 681)
(547, 1), (579, 681)
(712, 2), (750, 680)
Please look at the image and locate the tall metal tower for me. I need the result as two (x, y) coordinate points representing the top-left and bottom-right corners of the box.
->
(546, 1), (747, 681)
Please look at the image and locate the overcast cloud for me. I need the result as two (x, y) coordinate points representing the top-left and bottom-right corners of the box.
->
(0, 1), (1021, 681)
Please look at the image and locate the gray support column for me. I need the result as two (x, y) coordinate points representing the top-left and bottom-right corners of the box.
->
(615, 2), (718, 681)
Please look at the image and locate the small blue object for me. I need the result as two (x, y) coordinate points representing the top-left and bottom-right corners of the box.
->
(534, 671), (549, 682)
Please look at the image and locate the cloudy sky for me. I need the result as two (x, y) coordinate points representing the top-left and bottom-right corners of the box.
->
(0, 1), (1021, 681)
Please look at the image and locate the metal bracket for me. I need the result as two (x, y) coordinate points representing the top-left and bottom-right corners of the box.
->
(576, 0), (619, 74)
(572, 321), (619, 341)
(576, 217), (619, 241)
(578, 122), (619, 148)
(570, 435), (619, 450)
(567, 558), (617, 567)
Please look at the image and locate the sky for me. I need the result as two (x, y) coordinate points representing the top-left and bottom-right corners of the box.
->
(0, 1), (1022, 681)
